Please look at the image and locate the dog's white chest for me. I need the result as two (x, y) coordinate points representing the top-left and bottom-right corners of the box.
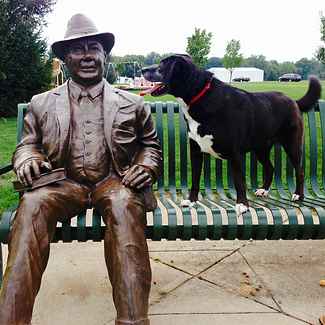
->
(187, 116), (214, 154)
(178, 99), (223, 159)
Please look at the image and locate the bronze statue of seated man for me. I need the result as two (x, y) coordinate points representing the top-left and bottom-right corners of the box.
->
(0, 13), (162, 325)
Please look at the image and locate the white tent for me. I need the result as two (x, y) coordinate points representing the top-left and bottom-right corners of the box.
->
(208, 67), (264, 82)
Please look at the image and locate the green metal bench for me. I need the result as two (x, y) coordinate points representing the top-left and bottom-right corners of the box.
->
(1, 100), (325, 285)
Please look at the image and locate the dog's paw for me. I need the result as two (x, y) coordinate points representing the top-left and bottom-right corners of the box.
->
(180, 199), (197, 207)
(291, 194), (301, 201)
(255, 188), (269, 197)
(235, 203), (249, 217)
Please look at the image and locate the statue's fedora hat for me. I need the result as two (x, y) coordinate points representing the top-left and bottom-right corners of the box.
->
(52, 13), (115, 61)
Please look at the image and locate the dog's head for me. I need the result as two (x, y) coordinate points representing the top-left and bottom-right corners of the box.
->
(141, 54), (196, 97)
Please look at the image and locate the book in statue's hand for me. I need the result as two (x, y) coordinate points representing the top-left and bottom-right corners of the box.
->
(13, 168), (66, 192)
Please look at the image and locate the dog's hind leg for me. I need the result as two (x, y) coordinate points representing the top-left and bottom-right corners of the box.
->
(254, 147), (274, 197)
(229, 154), (249, 216)
(280, 126), (304, 201)
(181, 139), (203, 206)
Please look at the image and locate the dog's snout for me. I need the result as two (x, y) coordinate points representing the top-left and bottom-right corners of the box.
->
(142, 64), (163, 83)
(141, 67), (149, 74)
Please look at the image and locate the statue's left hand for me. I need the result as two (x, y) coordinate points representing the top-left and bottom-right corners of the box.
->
(122, 165), (153, 190)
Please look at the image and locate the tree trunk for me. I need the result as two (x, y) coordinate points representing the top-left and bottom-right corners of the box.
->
(229, 69), (233, 84)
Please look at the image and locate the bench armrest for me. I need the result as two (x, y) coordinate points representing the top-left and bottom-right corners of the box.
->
(0, 164), (13, 176)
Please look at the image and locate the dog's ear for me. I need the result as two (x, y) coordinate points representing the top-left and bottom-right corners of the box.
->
(175, 54), (193, 64)
(162, 55), (193, 82)
(164, 59), (178, 80)
(162, 54), (193, 67)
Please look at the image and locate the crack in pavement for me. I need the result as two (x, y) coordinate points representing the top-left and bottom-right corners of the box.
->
(238, 249), (315, 325)
(111, 241), (313, 324)
(238, 250), (283, 312)
(149, 242), (313, 324)
(150, 246), (243, 297)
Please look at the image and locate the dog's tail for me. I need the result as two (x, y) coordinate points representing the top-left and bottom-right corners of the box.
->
(296, 76), (322, 112)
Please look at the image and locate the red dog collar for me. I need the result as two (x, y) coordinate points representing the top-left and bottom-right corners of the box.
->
(189, 78), (213, 107)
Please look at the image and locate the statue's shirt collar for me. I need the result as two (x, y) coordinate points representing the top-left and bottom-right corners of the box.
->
(68, 79), (104, 101)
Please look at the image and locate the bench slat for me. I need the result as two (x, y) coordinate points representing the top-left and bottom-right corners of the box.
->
(167, 102), (176, 197)
(179, 105), (188, 190)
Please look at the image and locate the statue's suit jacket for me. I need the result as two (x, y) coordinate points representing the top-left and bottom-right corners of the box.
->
(13, 80), (162, 211)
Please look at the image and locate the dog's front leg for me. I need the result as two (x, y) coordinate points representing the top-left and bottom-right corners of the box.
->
(230, 155), (249, 217)
(181, 139), (203, 207)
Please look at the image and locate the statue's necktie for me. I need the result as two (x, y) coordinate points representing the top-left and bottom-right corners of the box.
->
(79, 91), (92, 111)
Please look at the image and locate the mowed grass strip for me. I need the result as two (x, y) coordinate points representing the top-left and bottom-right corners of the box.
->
(0, 80), (324, 213)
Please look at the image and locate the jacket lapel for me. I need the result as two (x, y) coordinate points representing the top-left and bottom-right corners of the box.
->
(54, 81), (70, 154)
(103, 81), (120, 150)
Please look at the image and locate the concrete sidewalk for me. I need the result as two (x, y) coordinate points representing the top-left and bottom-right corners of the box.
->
(2, 239), (325, 324)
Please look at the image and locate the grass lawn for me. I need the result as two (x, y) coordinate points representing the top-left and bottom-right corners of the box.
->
(1, 80), (324, 214)
(0, 117), (19, 214)
(138, 80), (325, 102)
(234, 80), (325, 100)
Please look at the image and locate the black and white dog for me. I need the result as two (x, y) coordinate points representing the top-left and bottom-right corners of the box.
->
(141, 54), (321, 216)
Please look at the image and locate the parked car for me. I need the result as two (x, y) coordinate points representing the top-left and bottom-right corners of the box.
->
(233, 77), (250, 82)
(278, 73), (302, 82)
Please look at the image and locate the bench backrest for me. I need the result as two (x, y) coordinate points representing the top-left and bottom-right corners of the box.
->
(17, 100), (325, 198)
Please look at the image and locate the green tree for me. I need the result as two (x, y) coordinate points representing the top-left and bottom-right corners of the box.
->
(205, 57), (223, 69)
(295, 58), (315, 80)
(122, 54), (145, 67)
(114, 61), (141, 78)
(144, 52), (161, 65)
(0, 0), (56, 117)
(112, 55), (144, 78)
(223, 39), (243, 82)
(278, 61), (297, 76)
(104, 62), (118, 84)
(316, 12), (325, 64)
(186, 28), (212, 68)
(242, 55), (267, 71)
(265, 60), (281, 81)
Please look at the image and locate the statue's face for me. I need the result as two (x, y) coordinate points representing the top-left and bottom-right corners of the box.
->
(65, 38), (106, 86)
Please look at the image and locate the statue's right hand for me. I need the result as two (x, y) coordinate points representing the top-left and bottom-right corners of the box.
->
(16, 160), (52, 186)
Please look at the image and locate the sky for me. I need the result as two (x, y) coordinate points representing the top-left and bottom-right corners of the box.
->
(44, 0), (325, 63)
